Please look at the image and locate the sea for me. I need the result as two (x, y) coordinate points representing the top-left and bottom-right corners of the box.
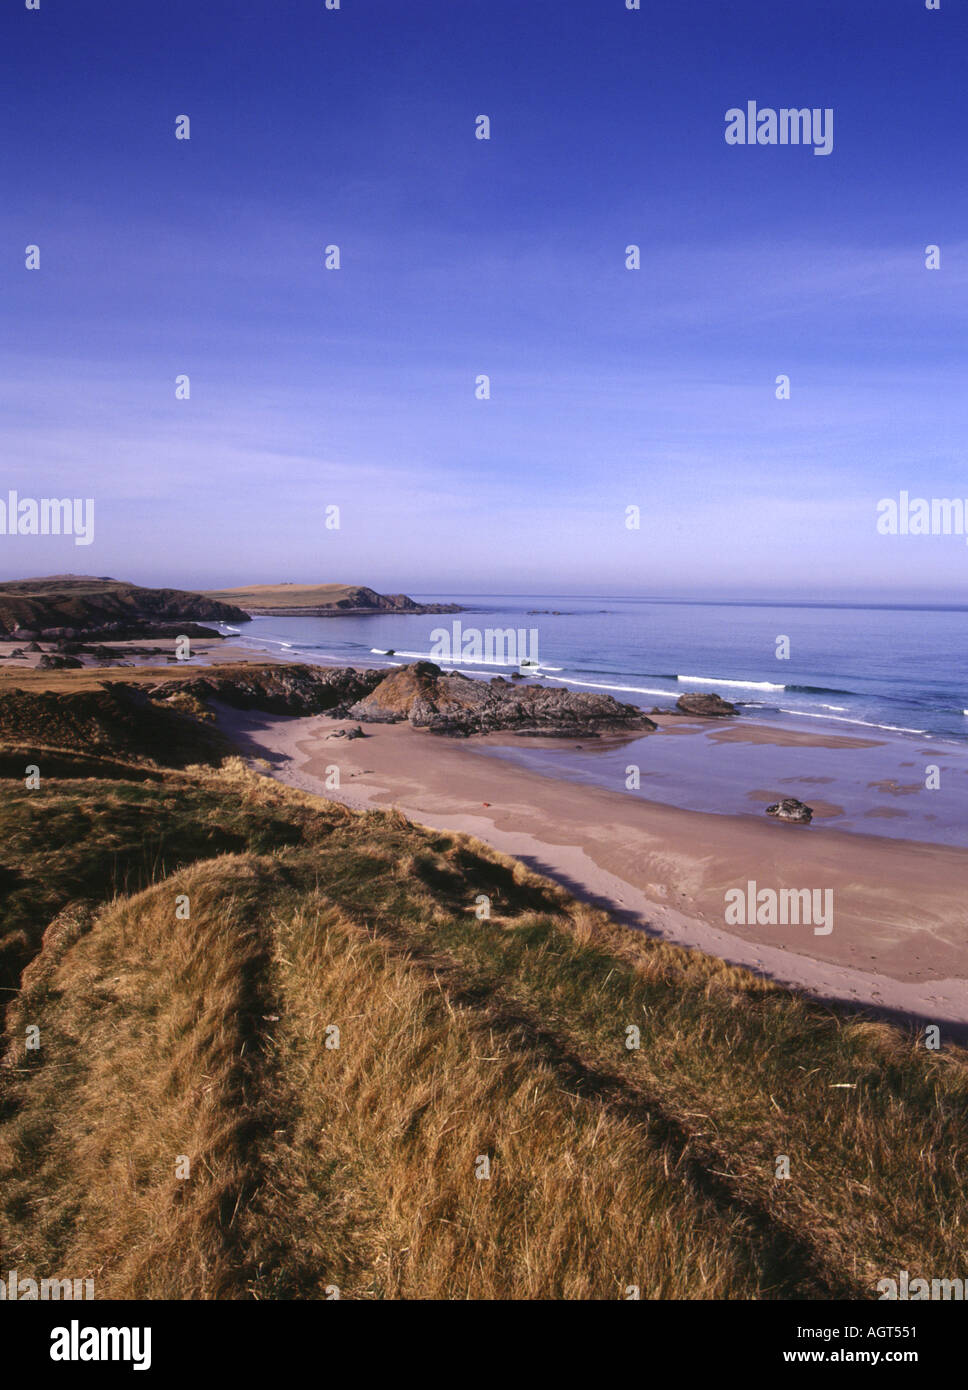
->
(216, 594), (968, 743)
(214, 595), (968, 845)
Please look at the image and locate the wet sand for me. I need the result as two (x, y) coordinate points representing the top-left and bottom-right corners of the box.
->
(217, 706), (968, 1032)
(474, 715), (968, 847)
(702, 723), (883, 749)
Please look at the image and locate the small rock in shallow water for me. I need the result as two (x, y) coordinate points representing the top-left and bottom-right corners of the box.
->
(766, 797), (813, 824)
(675, 692), (738, 717)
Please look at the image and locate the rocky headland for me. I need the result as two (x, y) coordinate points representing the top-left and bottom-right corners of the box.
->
(201, 582), (462, 617)
(0, 575), (247, 640)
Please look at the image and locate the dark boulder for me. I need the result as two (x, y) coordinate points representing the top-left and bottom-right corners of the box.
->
(766, 798), (813, 824)
(33, 655), (59, 669)
(36, 654), (85, 670)
(674, 692), (738, 718)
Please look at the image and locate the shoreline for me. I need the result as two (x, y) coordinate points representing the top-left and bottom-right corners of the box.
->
(208, 624), (968, 752)
(217, 705), (968, 1033)
(5, 640), (965, 846)
(4, 634), (967, 1030)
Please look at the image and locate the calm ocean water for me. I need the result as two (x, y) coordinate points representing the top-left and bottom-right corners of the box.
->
(218, 594), (968, 746)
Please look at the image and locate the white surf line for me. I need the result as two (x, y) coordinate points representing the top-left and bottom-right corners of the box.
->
(677, 674), (786, 690)
(778, 708), (928, 735)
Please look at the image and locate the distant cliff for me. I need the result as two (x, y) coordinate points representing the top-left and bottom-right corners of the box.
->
(201, 582), (462, 616)
(0, 576), (248, 638)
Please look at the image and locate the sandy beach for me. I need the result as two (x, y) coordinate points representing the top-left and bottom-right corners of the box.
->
(6, 630), (967, 1030)
(216, 704), (968, 1034)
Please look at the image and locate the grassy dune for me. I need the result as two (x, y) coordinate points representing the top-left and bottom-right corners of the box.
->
(199, 582), (457, 614)
(201, 582), (368, 608)
(1, 738), (966, 1299)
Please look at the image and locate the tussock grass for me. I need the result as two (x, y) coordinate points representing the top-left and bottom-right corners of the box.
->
(1, 761), (965, 1299)
(1, 857), (282, 1297)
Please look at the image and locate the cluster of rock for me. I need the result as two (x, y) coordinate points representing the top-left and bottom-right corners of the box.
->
(0, 632), (239, 674)
(340, 662), (657, 737)
(373, 594), (461, 614)
(2, 621), (222, 644)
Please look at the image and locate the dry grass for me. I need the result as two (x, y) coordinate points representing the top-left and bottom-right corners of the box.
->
(1, 857), (280, 1298)
(1, 761), (966, 1299)
(201, 583), (365, 607)
(240, 895), (778, 1299)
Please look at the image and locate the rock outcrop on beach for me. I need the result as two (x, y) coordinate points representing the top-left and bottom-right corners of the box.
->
(0, 576), (248, 639)
(157, 663), (384, 716)
(344, 661), (657, 737)
(201, 582), (462, 617)
(674, 692), (739, 718)
(766, 797), (814, 824)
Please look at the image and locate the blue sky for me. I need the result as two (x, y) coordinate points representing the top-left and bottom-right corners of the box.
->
(1, 0), (966, 599)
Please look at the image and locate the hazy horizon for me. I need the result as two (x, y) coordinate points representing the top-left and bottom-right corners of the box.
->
(5, 570), (968, 612)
